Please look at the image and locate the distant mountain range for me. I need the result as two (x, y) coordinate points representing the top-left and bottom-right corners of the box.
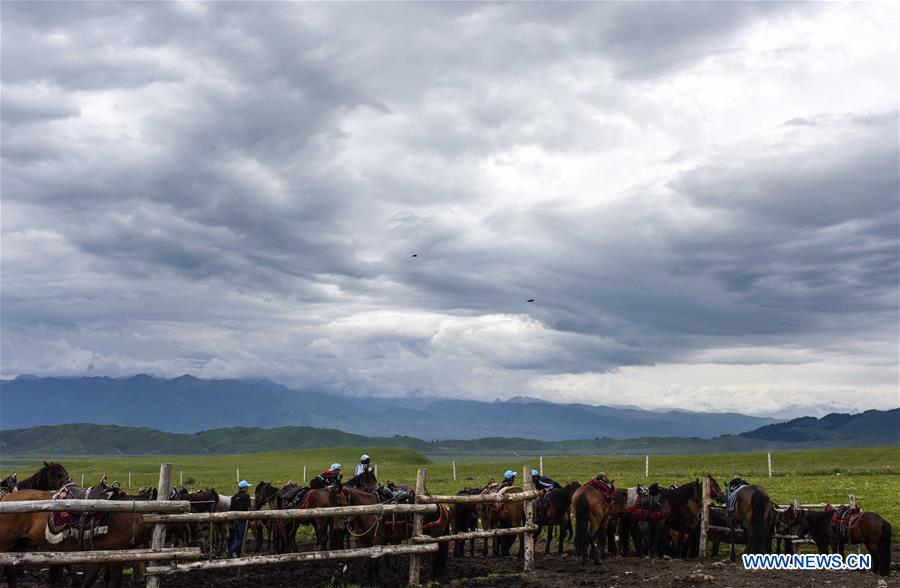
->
(0, 375), (782, 440)
(1, 409), (896, 456)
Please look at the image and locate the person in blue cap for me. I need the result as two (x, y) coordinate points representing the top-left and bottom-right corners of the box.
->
(311, 463), (342, 489)
(227, 480), (252, 557)
(499, 469), (517, 489)
(531, 469), (562, 492)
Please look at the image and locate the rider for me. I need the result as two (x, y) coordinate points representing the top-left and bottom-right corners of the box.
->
(310, 463), (343, 489)
(355, 454), (371, 476)
(499, 469), (517, 489)
(594, 471), (612, 487)
(531, 469), (561, 492)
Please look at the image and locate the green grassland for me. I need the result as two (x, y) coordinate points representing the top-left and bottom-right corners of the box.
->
(2, 445), (898, 527)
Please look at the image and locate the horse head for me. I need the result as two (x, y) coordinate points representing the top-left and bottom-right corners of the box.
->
(706, 475), (726, 503)
(43, 461), (72, 490)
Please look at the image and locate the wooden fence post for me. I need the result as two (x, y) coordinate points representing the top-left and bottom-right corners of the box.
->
(180, 470), (184, 487)
(374, 464), (378, 478)
(793, 498), (801, 510)
(236, 469), (240, 484)
(522, 466), (535, 573)
(849, 494), (856, 508)
(645, 455), (649, 478)
(146, 463), (173, 588)
(409, 468), (427, 587)
(452, 461), (457, 481)
(539, 456), (543, 476)
(81, 474), (84, 487)
(768, 452), (772, 477)
(699, 477), (709, 557)
(128, 473), (132, 488)
(302, 466), (307, 482)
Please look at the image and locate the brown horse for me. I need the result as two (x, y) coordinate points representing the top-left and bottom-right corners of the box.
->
(571, 482), (614, 565)
(300, 486), (347, 551)
(342, 485), (449, 580)
(831, 508), (892, 576)
(12, 462), (71, 491)
(534, 482), (579, 555)
(451, 487), (482, 557)
(0, 486), (155, 588)
(252, 481), (280, 552)
(727, 483), (774, 560)
(480, 486), (526, 558)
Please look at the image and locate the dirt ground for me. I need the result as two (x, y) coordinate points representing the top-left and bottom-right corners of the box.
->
(9, 542), (899, 587)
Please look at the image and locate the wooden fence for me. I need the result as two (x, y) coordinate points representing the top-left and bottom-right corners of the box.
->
(0, 489), (195, 568)
(0, 463), (540, 586)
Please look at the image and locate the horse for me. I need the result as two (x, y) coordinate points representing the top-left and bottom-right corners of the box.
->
(452, 487), (482, 557)
(534, 482), (579, 555)
(726, 482), (774, 560)
(613, 484), (664, 556)
(571, 480), (614, 565)
(344, 468), (378, 492)
(299, 485), (346, 551)
(0, 481), (153, 588)
(708, 506), (744, 557)
(253, 481), (280, 552)
(342, 485), (449, 582)
(783, 506), (832, 554)
(655, 476), (724, 558)
(830, 507), (891, 576)
(13, 461), (71, 491)
(480, 485), (526, 558)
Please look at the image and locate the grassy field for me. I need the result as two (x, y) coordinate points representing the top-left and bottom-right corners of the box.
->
(2, 445), (898, 527)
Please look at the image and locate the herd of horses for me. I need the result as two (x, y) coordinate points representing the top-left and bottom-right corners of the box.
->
(0, 462), (893, 588)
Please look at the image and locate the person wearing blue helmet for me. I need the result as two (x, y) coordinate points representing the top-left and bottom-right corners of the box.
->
(311, 463), (342, 489)
(531, 468), (562, 492)
(227, 480), (252, 557)
(499, 469), (517, 489)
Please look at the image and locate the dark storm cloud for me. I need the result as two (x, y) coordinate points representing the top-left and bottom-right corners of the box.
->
(1, 1), (896, 413)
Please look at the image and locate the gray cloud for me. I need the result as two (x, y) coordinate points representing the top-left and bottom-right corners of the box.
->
(1, 1), (897, 416)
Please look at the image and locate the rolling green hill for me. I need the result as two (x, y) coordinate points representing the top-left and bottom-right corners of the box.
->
(2, 414), (897, 458)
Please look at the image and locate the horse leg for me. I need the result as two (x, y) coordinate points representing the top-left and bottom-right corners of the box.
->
(544, 524), (551, 554)
(729, 519), (737, 562)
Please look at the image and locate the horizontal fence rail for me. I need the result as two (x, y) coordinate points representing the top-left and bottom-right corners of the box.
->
(412, 524), (539, 543)
(0, 499), (191, 514)
(145, 543), (439, 576)
(142, 502), (439, 524)
(0, 548), (201, 566)
(416, 490), (540, 504)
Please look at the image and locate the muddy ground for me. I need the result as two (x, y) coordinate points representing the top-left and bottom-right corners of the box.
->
(9, 542), (899, 587)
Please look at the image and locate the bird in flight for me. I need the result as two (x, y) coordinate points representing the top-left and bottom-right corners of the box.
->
(411, 254), (418, 258)
(526, 299), (535, 303)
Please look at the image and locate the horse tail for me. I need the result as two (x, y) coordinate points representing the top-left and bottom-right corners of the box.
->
(876, 519), (891, 576)
(574, 492), (590, 557)
(750, 489), (766, 554)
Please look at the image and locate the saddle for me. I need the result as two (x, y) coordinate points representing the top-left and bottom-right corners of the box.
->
(46, 481), (115, 545)
(586, 479), (614, 505)
(828, 505), (862, 541)
(624, 484), (661, 519)
(725, 479), (750, 513)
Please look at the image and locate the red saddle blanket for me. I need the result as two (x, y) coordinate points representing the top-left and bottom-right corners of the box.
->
(829, 506), (862, 533)
(586, 479), (614, 505)
(46, 485), (111, 544)
(623, 505), (662, 520)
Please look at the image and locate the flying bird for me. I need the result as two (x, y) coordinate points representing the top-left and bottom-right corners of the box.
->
(411, 254), (418, 258)
(526, 299), (535, 303)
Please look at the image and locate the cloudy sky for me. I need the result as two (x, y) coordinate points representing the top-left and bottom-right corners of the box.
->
(2, 2), (898, 418)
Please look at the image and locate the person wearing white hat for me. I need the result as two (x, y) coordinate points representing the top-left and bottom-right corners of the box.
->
(355, 454), (371, 476)
(531, 469), (561, 492)
(227, 480), (252, 557)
